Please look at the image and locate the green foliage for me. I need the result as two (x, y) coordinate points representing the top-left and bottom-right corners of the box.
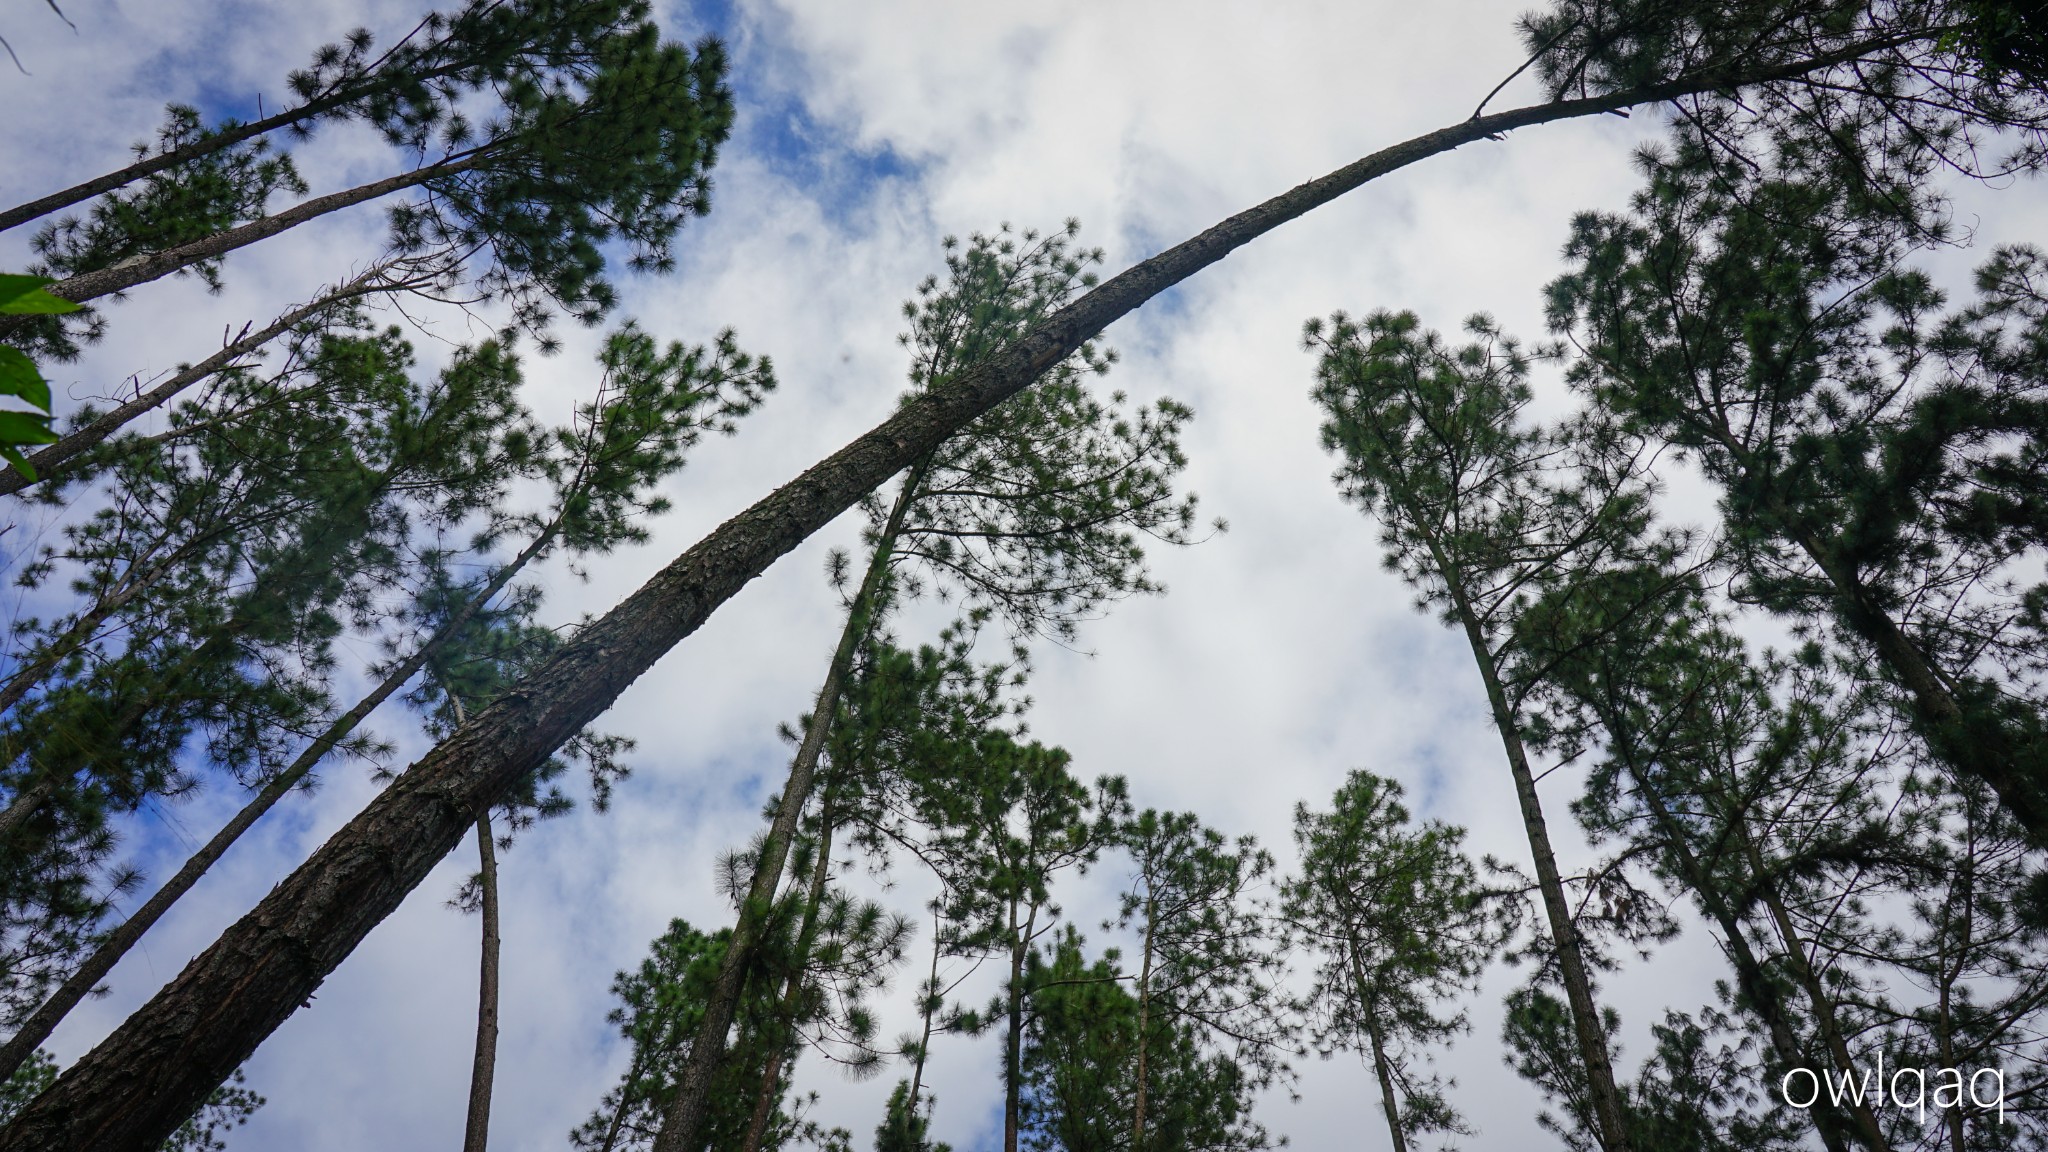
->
(885, 223), (1209, 643)
(874, 1080), (950, 1152)
(1018, 929), (1272, 1152)
(1544, 125), (2048, 836)
(1115, 810), (1294, 1118)
(0, 275), (75, 474)
(570, 919), (784, 1152)
(1283, 771), (1504, 1147)
(0, 1049), (53, 1124)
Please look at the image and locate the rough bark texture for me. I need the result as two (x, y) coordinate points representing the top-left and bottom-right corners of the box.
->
(0, 528), (540, 1084)
(462, 813), (501, 1152)
(0, 56), (1901, 1152)
(652, 479), (910, 1152)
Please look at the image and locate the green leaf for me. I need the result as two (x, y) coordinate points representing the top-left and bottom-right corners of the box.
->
(0, 274), (80, 315)
(0, 409), (59, 453)
(0, 444), (36, 481)
(0, 347), (53, 412)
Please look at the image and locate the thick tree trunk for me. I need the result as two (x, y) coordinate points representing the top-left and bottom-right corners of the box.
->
(0, 56), (1909, 1152)
(0, 260), (423, 498)
(652, 477), (916, 1152)
(462, 812), (501, 1152)
(0, 532), (543, 1084)
(1433, 548), (1632, 1152)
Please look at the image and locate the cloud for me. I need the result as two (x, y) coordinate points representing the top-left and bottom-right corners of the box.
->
(7, 2), (2042, 1151)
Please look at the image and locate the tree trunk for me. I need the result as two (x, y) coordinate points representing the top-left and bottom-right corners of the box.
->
(652, 474), (917, 1152)
(1131, 895), (1154, 1152)
(462, 811), (500, 1152)
(0, 152), (485, 325)
(1345, 945), (1407, 1152)
(1430, 544), (1632, 1152)
(1739, 836), (1892, 1152)
(0, 55), (1908, 1152)
(1004, 931), (1026, 1152)
(0, 529), (545, 1084)
(0, 260), (423, 498)
(739, 814), (838, 1152)
(906, 904), (944, 1135)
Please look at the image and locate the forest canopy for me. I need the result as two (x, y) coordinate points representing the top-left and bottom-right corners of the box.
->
(0, 1), (2043, 1151)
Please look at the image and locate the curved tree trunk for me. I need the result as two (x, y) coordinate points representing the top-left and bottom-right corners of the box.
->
(0, 52), (1911, 1151)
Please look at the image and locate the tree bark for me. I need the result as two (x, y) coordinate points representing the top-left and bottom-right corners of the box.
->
(0, 153), (484, 325)
(1131, 895), (1154, 1152)
(738, 817), (837, 1152)
(652, 474), (915, 1152)
(1004, 928), (1027, 1152)
(0, 528), (544, 1084)
(462, 811), (501, 1152)
(1432, 544), (1632, 1152)
(0, 55), (1915, 1152)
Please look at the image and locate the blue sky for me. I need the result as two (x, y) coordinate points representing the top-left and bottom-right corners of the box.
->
(2, 3), (2045, 1152)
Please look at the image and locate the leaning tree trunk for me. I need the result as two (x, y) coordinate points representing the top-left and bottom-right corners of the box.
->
(1430, 544), (1633, 1152)
(0, 528), (547, 1084)
(462, 810), (501, 1152)
(1346, 943), (1409, 1152)
(739, 813), (839, 1152)
(1616, 749), (1860, 1152)
(0, 52), (1906, 1152)
(651, 473), (917, 1152)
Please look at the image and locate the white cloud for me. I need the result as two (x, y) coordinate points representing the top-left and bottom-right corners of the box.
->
(6, 2), (2041, 1151)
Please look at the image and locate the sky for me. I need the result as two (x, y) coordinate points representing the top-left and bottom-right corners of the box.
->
(0, 2), (2043, 1151)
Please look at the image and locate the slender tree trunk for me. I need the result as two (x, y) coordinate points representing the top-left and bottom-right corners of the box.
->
(0, 530), (544, 1084)
(0, 53), (488, 236)
(462, 810), (500, 1152)
(0, 153), (486, 326)
(0, 260), (422, 498)
(1004, 921), (1028, 1152)
(1739, 836), (1892, 1152)
(739, 815), (838, 1152)
(1429, 545), (1631, 1152)
(0, 55), (1914, 1152)
(1340, 941), (1408, 1152)
(1131, 895), (1154, 1152)
(654, 469), (919, 1152)
(1616, 753), (1857, 1152)
(907, 903), (944, 1133)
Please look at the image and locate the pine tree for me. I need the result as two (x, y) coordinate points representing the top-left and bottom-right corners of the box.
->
(1307, 307), (1665, 1152)
(10, 12), (2020, 1146)
(929, 741), (1129, 1152)
(1283, 770), (1505, 1151)
(0, 320), (768, 1084)
(652, 221), (1203, 1152)
(1113, 810), (1292, 1151)
(1017, 927), (1272, 1152)
(1542, 125), (2048, 840)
